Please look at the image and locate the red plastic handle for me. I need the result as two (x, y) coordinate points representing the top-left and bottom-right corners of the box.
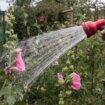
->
(82, 19), (105, 38)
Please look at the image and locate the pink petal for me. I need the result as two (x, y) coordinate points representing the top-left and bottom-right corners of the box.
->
(17, 48), (22, 52)
(71, 82), (81, 90)
(15, 49), (25, 72)
(40, 16), (44, 22)
(70, 72), (81, 90)
(70, 72), (81, 82)
(57, 73), (63, 80)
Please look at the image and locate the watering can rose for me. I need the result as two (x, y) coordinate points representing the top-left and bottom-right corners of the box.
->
(70, 72), (81, 90)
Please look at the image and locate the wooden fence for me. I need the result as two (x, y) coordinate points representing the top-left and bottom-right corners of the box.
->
(0, 11), (6, 45)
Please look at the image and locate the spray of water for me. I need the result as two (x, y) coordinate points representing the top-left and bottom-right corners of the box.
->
(15, 26), (86, 87)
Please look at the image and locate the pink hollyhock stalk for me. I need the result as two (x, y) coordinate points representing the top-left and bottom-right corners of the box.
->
(70, 72), (81, 90)
(15, 48), (25, 72)
(57, 73), (63, 80)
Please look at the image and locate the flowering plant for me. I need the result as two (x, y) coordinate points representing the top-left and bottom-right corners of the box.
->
(39, 16), (45, 23)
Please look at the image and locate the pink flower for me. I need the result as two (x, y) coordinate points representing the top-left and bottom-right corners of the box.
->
(70, 72), (81, 90)
(5, 66), (11, 76)
(15, 48), (25, 72)
(57, 73), (63, 80)
(39, 16), (44, 23)
(57, 73), (65, 85)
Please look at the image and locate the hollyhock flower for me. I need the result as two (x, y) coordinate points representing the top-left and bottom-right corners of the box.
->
(57, 73), (65, 85)
(70, 72), (81, 90)
(15, 48), (25, 72)
(57, 73), (63, 80)
(5, 66), (11, 76)
(39, 16), (44, 23)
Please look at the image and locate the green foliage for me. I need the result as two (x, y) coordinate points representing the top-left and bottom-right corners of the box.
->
(12, 0), (70, 40)
(35, 0), (68, 19)
(0, 7), (25, 105)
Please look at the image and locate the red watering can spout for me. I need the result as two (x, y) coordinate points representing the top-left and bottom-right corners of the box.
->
(82, 19), (105, 38)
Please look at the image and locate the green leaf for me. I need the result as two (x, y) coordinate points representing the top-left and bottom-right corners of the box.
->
(6, 96), (16, 105)
(65, 90), (71, 96)
(0, 87), (8, 97)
